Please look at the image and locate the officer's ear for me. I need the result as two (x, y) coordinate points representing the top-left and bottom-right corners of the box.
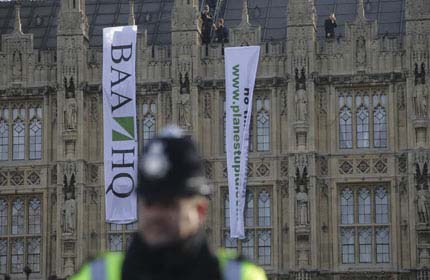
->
(195, 197), (209, 223)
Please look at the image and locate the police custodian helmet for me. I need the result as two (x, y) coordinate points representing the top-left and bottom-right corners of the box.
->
(137, 126), (210, 202)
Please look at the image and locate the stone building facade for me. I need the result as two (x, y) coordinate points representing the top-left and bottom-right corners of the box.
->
(0, 0), (429, 279)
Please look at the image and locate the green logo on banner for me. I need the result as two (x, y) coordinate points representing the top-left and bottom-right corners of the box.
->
(112, 117), (135, 141)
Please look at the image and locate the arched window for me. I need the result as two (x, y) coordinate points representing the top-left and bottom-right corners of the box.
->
(341, 228), (355, 264)
(28, 106), (42, 160)
(109, 234), (122, 251)
(341, 188), (354, 224)
(0, 199), (7, 235)
(339, 185), (391, 265)
(224, 194), (230, 227)
(245, 192), (254, 227)
(0, 108), (9, 161)
(223, 187), (272, 265)
(28, 198), (41, 234)
(359, 228), (372, 263)
(257, 230), (271, 265)
(12, 119), (25, 160)
(107, 221), (138, 251)
(339, 95), (353, 149)
(143, 115), (156, 145)
(224, 231), (237, 250)
(257, 111), (270, 151)
(29, 118), (42, 160)
(223, 194), (238, 250)
(258, 191), (271, 227)
(142, 101), (157, 146)
(27, 237), (41, 272)
(339, 104), (352, 149)
(0, 239), (6, 273)
(0, 196), (43, 274)
(256, 97), (270, 152)
(11, 199), (24, 235)
(356, 95), (369, 148)
(358, 188), (371, 224)
(11, 239), (24, 273)
(374, 104), (387, 148)
(242, 231), (255, 260)
(338, 92), (388, 149)
(376, 227), (390, 263)
(375, 187), (389, 224)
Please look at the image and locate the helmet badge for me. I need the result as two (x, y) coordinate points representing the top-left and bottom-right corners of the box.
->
(142, 141), (170, 180)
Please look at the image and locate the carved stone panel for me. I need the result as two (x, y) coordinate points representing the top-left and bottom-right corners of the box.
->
(281, 157), (289, 177)
(10, 170), (24, 186)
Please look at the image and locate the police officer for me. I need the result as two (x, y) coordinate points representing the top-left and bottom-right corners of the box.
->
(71, 126), (267, 280)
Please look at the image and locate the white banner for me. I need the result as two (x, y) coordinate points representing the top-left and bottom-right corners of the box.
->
(225, 46), (260, 239)
(103, 26), (138, 224)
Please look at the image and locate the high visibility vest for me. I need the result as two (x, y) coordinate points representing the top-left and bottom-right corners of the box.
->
(70, 249), (267, 280)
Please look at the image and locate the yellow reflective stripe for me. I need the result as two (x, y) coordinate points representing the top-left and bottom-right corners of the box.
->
(106, 252), (125, 280)
(241, 261), (268, 280)
(70, 263), (91, 280)
(217, 248), (238, 270)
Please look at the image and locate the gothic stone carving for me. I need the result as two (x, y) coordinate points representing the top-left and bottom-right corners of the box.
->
(203, 92), (211, 119)
(398, 153), (408, 174)
(64, 77), (77, 131)
(415, 160), (430, 224)
(295, 164), (309, 226)
(279, 180), (289, 198)
(281, 157), (288, 177)
(416, 183), (429, 224)
(415, 151), (430, 187)
(317, 156), (328, 176)
(62, 170), (76, 234)
(356, 36), (366, 67)
(12, 50), (23, 81)
(90, 96), (98, 122)
(357, 159), (370, 174)
(296, 184), (309, 226)
(178, 72), (192, 130)
(87, 164), (98, 184)
(10, 170), (24, 186)
(280, 89), (287, 116)
(162, 93), (172, 123)
(373, 158), (387, 173)
(27, 170), (41, 185)
(399, 176), (408, 197)
(414, 63), (427, 118)
(247, 162), (253, 177)
(318, 88), (327, 115)
(397, 84), (406, 111)
(339, 160), (354, 175)
(0, 172), (7, 186)
(295, 68), (308, 122)
(203, 160), (213, 180)
(256, 161), (270, 177)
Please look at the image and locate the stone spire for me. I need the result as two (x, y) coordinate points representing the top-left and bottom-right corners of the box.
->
(128, 0), (136, 26)
(357, 0), (367, 21)
(239, 0), (250, 27)
(14, 0), (23, 34)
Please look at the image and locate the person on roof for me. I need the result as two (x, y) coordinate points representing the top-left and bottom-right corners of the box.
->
(201, 4), (214, 44)
(325, 13), (337, 39)
(214, 18), (229, 43)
